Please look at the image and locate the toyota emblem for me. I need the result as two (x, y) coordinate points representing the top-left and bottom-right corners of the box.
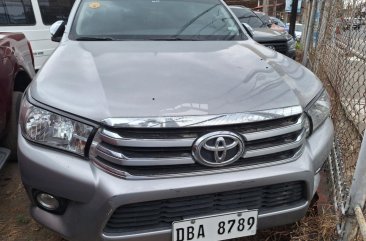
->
(192, 131), (245, 167)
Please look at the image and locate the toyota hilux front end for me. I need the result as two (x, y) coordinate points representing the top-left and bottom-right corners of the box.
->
(18, 0), (333, 241)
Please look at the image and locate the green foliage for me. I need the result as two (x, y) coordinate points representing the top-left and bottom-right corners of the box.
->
(296, 41), (303, 50)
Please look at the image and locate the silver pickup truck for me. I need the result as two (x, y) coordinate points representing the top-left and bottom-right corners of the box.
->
(18, 0), (333, 241)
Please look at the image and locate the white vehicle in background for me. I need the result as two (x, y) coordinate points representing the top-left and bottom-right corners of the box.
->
(285, 23), (303, 41)
(295, 23), (303, 40)
(0, 0), (74, 69)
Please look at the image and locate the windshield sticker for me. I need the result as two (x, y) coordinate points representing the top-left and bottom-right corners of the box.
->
(88, 2), (101, 9)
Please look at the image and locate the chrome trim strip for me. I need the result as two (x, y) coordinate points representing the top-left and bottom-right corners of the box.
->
(100, 129), (195, 148)
(97, 144), (128, 160)
(101, 106), (303, 128)
(257, 200), (309, 218)
(100, 114), (303, 148)
(96, 145), (195, 166)
(92, 146), (305, 180)
(243, 114), (304, 141)
(244, 130), (306, 158)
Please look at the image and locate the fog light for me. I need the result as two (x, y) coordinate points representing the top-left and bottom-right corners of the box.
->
(32, 190), (68, 214)
(36, 193), (60, 210)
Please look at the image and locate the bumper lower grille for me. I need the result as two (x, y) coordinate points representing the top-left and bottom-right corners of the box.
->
(104, 181), (306, 234)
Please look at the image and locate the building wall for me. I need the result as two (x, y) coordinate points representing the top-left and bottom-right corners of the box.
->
(224, 0), (304, 23)
(224, 0), (258, 8)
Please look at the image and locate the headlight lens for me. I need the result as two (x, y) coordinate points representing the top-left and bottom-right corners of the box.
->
(306, 90), (331, 133)
(287, 39), (296, 51)
(303, 114), (311, 137)
(20, 97), (94, 156)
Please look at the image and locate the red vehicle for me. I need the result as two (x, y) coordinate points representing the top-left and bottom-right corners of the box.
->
(0, 32), (35, 168)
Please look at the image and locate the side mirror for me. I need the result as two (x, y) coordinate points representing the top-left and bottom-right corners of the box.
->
(50, 20), (66, 42)
(242, 23), (254, 38)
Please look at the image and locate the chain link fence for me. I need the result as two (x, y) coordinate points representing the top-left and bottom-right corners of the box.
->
(305, 0), (366, 239)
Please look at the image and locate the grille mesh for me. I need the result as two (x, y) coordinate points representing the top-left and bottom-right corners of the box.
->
(104, 181), (305, 233)
(264, 42), (288, 54)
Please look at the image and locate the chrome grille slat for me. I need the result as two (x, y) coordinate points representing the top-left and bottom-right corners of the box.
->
(95, 129), (305, 165)
(243, 130), (306, 158)
(100, 129), (195, 147)
(99, 114), (305, 148)
(101, 106), (303, 128)
(92, 109), (306, 178)
(93, 146), (304, 179)
(96, 145), (195, 166)
(244, 114), (304, 141)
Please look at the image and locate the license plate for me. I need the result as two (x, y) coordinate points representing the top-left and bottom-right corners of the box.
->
(172, 210), (258, 241)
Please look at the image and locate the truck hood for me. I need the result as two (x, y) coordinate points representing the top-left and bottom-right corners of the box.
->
(31, 40), (322, 122)
(252, 28), (288, 43)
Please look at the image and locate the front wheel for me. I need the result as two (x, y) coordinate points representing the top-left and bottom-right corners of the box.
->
(3, 91), (23, 161)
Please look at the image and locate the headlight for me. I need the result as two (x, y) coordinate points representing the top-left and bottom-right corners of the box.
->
(303, 114), (311, 137)
(19, 97), (94, 156)
(284, 32), (294, 41)
(283, 32), (296, 50)
(287, 39), (296, 51)
(306, 90), (331, 133)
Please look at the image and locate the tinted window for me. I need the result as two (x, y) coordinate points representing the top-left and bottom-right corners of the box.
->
(256, 12), (271, 25)
(70, 0), (245, 41)
(38, 0), (75, 25)
(0, 0), (35, 25)
(271, 17), (285, 28)
(230, 7), (264, 28)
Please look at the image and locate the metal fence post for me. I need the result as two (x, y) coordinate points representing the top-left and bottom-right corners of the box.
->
(302, 0), (317, 66)
(342, 133), (366, 241)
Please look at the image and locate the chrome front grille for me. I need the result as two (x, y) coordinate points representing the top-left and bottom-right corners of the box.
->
(91, 107), (306, 179)
(264, 42), (288, 54)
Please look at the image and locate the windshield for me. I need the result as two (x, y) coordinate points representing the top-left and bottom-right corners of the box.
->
(230, 7), (265, 28)
(70, 0), (245, 41)
(271, 17), (285, 28)
(255, 12), (271, 25)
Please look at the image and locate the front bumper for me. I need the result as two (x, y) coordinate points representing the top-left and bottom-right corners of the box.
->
(286, 49), (296, 59)
(18, 118), (334, 241)
(0, 147), (10, 171)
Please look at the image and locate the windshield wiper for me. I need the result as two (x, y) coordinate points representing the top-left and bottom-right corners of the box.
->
(75, 36), (116, 41)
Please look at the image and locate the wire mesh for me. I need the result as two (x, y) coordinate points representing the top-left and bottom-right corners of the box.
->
(307, 0), (366, 238)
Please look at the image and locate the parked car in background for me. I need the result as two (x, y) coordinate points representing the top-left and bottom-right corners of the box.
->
(0, 0), (75, 69)
(0, 32), (35, 166)
(295, 23), (303, 40)
(230, 6), (296, 58)
(270, 16), (287, 32)
(19, 0), (333, 240)
(255, 11), (285, 32)
(254, 11), (272, 26)
(285, 23), (304, 41)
